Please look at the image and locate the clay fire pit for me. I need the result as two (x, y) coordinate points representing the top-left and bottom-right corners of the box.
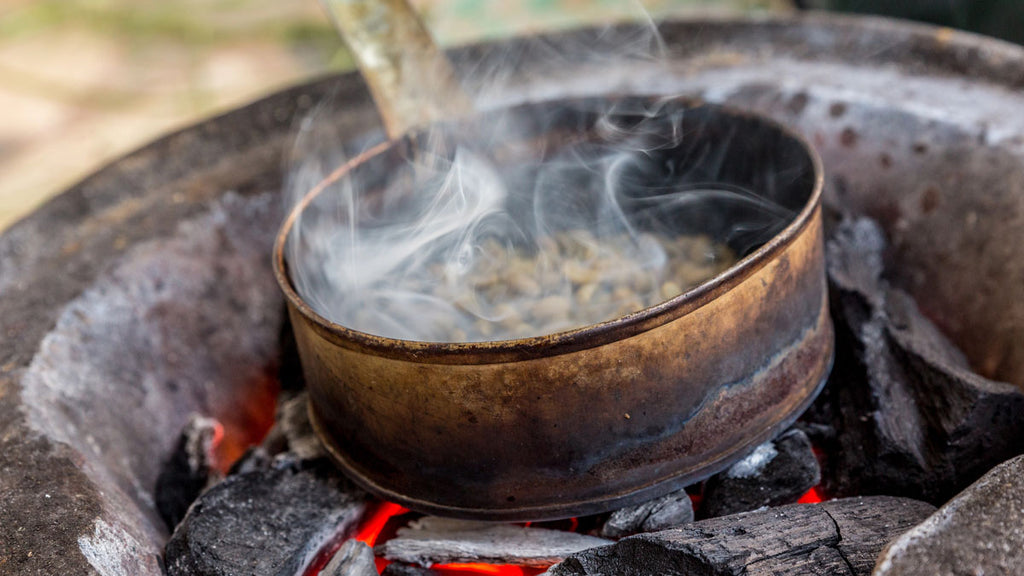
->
(3, 13), (1024, 576)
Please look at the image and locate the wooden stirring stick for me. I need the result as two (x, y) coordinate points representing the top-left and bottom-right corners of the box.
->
(320, 0), (475, 139)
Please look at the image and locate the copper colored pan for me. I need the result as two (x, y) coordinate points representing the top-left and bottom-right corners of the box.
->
(273, 96), (832, 520)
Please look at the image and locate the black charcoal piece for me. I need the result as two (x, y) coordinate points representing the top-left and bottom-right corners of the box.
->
(164, 460), (366, 576)
(875, 455), (1024, 576)
(546, 496), (934, 576)
(322, 540), (378, 576)
(378, 516), (612, 568)
(811, 217), (1024, 504)
(275, 391), (328, 461)
(155, 414), (222, 530)
(700, 428), (820, 518)
(743, 546), (852, 575)
(600, 489), (694, 538)
(227, 445), (272, 475)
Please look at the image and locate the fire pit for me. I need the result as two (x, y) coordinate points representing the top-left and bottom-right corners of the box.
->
(3, 13), (1024, 576)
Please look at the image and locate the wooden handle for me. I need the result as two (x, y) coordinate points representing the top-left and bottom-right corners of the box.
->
(321, 0), (473, 139)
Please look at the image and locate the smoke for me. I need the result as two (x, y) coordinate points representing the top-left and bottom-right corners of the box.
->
(281, 18), (807, 343)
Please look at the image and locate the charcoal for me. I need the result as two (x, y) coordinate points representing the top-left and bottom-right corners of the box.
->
(819, 496), (931, 574)
(600, 489), (694, 538)
(164, 460), (367, 576)
(377, 516), (612, 568)
(227, 445), (272, 475)
(323, 540), (377, 576)
(381, 563), (438, 576)
(700, 428), (820, 518)
(875, 454), (1024, 576)
(810, 217), (1024, 503)
(546, 496), (934, 576)
(744, 546), (852, 575)
(155, 414), (223, 530)
(257, 389), (327, 462)
(275, 391), (328, 461)
(260, 421), (289, 457)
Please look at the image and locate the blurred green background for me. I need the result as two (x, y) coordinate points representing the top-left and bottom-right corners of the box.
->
(0, 0), (1020, 231)
(801, 0), (1024, 45)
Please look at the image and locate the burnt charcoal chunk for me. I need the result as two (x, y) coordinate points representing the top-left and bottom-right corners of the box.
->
(815, 217), (1024, 503)
(164, 461), (367, 576)
(227, 445), (272, 475)
(875, 455), (1024, 576)
(745, 545), (851, 575)
(821, 497), (935, 574)
(276, 391), (328, 461)
(700, 428), (820, 518)
(323, 540), (378, 576)
(258, 390), (328, 463)
(378, 516), (611, 568)
(547, 496), (934, 576)
(600, 489), (694, 538)
(155, 414), (222, 530)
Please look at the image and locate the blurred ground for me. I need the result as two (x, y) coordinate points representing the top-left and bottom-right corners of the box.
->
(0, 0), (791, 231)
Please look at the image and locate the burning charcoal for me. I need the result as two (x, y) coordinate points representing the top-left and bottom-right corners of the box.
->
(227, 445), (272, 476)
(164, 460), (367, 576)
(813, 217), (1024, 503)
(700, 428), (820, 518)
(258, 390), (327, 463)
(377, 516), (612, 568)
(274, 390), (328, 461)
(322, 540), (377, 576)
(381, 563), (438, 576)
(546, 496), (935, 576)
(875, 454), (1024, 576)
(155, 414), (223, 530)
(600, 489), (694, 538)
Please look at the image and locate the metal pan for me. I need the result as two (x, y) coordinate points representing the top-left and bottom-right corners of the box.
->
(273, 96), (832, 520)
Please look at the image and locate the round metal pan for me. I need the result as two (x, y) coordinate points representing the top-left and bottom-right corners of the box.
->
(273, 96), (832, 520)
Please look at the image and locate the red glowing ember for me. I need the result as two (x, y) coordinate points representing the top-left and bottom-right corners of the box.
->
(356, 501), (410, 546)
(797, 486), (825, 504)
(320, 489), (826, 575)
(433, 563), (544, 576)
(213, 373), (280, 473)
(346, 502), (552, 575)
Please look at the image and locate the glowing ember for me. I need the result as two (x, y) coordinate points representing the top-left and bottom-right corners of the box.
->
(212, 373), (280, 473)
(432, 557), (544, 569)
(211, 421), (225, 448)
(797, 487), (825, 504)
(688, 493), (702, 509)
(433, 562), (545, 575)
(353, 501), (408, 574)
(355, 501), (410, 546)
(344, 502), (557, 575)
(330, 490), (825, 574)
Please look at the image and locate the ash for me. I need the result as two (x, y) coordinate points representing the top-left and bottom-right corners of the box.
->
(725, 442), (778, 479)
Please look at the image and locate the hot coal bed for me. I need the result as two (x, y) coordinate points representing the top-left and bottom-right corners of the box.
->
(4, 14), (1024, 576)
